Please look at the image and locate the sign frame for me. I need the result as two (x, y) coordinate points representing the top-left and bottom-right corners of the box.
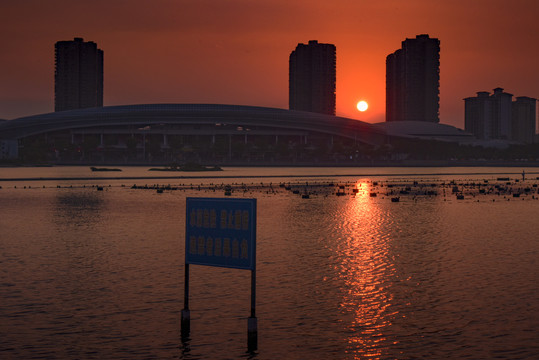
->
(185, 197), (256, 270)
(182, 196), (258, 351)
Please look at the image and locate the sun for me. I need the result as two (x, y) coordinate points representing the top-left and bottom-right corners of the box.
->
(356, 100), (368, 112)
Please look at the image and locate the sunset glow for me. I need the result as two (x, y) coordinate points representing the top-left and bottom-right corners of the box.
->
(0, 1), (537, 128)
(357, 101), (368, 112)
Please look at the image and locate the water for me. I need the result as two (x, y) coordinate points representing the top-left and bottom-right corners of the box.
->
(1, 167), (538, 359)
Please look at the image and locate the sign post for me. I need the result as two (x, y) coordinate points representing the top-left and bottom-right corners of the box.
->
(182, 197), (257, 350)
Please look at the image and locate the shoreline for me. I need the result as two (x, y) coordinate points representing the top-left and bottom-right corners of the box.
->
(3, 160), (539, 168)
(1, 171), (538, 182)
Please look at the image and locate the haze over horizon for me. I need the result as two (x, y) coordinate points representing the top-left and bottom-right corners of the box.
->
(1, 0), (537, 129)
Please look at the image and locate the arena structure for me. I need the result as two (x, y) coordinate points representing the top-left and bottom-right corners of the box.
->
(0, 103), (471, 163)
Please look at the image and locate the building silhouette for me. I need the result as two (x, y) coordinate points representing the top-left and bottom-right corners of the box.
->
(386, 34), (440, 123)
(464, 91), (495, 140)
(289, 40), (336, 115)
(464, 88), (537, 143)
(55, 37), (103, 112)
(512, 97), (537, 144)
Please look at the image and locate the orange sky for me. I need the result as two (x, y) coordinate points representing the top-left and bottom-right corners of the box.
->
(1, 0), (538, 129)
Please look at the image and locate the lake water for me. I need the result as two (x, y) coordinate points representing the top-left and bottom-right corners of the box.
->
(1, 166), (538, 359)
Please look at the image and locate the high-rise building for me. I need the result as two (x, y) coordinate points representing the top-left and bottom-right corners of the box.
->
(464, 88), (537, 143)
(464, 88), (513, 140)
(490, 87), (513, 139)
(289, 40), (336, 115)
(512, 96), (537, 144)
(464, 91), (493, 140)
(386, 34), (440, 123)
(55, 37), (103, 112)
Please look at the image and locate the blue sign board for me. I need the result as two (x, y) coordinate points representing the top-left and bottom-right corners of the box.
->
(185, 197), (256, 270)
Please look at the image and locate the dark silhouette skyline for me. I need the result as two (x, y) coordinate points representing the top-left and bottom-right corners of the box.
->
(465, 88), (537, 143)
(55, 37), (103, 112)
(386, 34), (440, 123)
(0, 1), (537, 126)
(289, 40), (336, 115)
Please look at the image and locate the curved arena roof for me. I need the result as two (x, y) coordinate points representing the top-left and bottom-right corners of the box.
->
(0, 103), (387, 145)
(373, 121), (473, 142)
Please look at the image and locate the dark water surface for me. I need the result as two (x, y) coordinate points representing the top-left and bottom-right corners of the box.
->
(1, 167), (538, 359)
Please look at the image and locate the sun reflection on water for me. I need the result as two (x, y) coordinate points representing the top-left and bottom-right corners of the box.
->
(334, 180), (397, 359)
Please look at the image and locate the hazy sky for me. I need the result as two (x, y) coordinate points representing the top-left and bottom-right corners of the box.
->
(1, 0), (537, 128)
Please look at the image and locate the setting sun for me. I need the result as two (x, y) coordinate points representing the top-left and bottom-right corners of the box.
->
(356, 100), (368, 112)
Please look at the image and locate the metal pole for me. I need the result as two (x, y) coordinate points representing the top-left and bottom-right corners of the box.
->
(181, 263), (190, 338)
(247, 267), (257, 351)
(250, 268), (256, 317)
(184, 263), (189, 309)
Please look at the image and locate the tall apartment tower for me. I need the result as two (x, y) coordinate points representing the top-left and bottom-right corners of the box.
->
(464, 88), (514, 141)
(464, 91), (493, 140)
(512, 97), (537, 143)
(386, 34), (440, 123)
(289, 40), (336, 115)
(490, 87), (513, 139)
(55, 37), (103, 112)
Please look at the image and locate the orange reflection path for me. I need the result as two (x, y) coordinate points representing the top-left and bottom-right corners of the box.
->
(335, 180), (398, 359)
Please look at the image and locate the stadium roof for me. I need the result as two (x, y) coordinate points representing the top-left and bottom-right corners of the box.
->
(373, 121), (474, 142)
(0, 103), (387, 145)
(1, 104), (477, 145)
